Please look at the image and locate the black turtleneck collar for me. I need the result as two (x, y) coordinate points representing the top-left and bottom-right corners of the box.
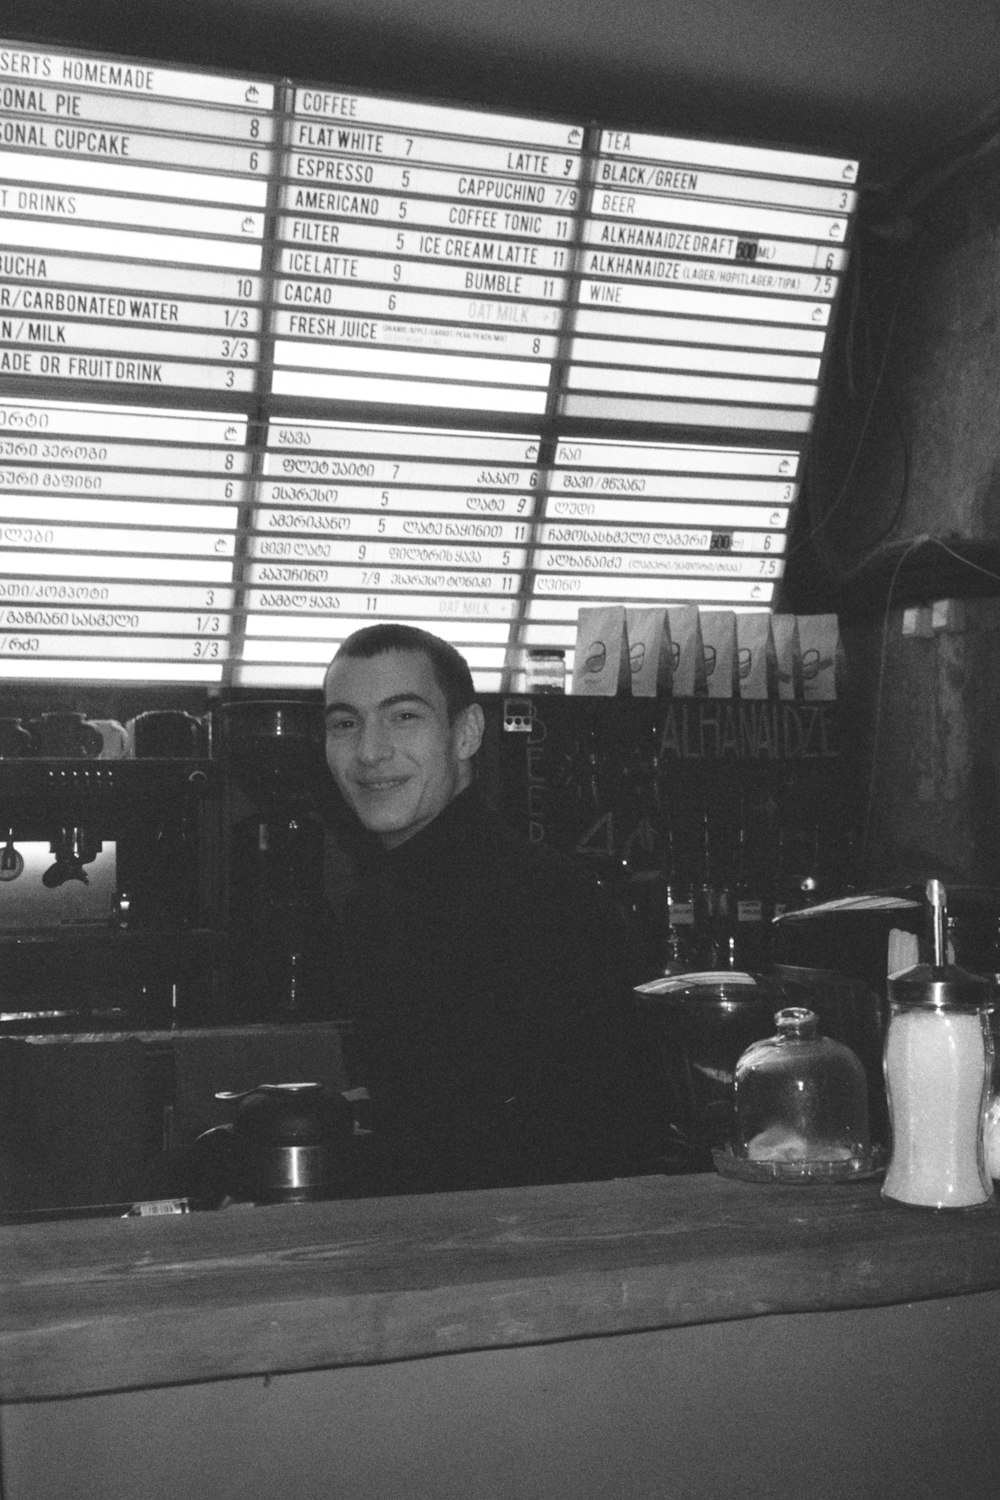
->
(375, 781), (495, 879)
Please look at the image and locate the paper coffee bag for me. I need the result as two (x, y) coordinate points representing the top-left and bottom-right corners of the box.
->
(796, 613), (841, 701)
(665, 605), (706, 697)
(698, 610), (738, 698)
(736, 614), (776, 700)
(571, 606), (631, 695)
(770, 614), (802, 700)
(625, 608), (671, 696)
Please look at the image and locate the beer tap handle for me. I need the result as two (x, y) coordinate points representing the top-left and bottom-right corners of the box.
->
(0, 828), (24, 881)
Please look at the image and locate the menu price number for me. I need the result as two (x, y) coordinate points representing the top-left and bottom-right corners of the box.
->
(191, 638), (223, 658)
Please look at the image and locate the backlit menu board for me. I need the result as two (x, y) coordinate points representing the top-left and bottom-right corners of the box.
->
(0, 49), (272, 397)
(0, 397), (244, 680)
(566, 131), (855, 430)
(0, 38), (859, 690)
(241, 419), (536, 691)
(273, 90), (581, 415)
(524, 438), (791, 648)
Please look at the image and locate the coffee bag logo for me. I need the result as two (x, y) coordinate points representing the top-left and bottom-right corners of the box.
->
(584, 640), (607, 676)
(801, 648), (833, 682)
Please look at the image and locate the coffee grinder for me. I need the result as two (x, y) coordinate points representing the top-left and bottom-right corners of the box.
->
(216, 701), (330, 1020)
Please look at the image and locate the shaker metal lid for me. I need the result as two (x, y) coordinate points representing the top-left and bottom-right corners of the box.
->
(889, 877), (994, 1010)
(888, 962), (993, 1011)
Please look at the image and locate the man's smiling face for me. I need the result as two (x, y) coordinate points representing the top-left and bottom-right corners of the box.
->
(324, 648), (483, 847)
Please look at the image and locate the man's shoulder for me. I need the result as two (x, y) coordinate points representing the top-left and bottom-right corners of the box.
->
(481, 807), (610, 913)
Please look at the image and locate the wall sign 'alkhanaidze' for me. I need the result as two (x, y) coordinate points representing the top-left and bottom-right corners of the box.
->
(657, 699), (839, 760)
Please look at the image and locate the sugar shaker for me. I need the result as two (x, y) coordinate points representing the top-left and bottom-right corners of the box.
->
(882, 879), (995, 1209)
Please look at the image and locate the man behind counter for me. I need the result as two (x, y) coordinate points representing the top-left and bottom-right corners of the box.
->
(323, 623), (660, 1195)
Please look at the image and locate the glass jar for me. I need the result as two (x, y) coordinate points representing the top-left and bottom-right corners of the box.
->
(732, 1006), (870, 1166)
(525, 649), (566, 694)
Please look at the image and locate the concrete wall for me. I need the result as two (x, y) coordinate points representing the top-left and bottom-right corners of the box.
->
(841, 600), (1000, 888)
(809, 143), (1000, 887)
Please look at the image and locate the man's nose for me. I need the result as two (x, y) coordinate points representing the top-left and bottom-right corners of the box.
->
(356, 718), (392, 762)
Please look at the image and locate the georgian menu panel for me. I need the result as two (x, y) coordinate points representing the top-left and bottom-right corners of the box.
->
(239, 419), (536, 690)
(521, 437), (792, 651)
(0, 38), (859, 689)
(0, 396), (242, 680)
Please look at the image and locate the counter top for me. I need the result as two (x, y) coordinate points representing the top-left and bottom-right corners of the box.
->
(1, 1020), (351, 1043)
(2, 1172), (999, 1403)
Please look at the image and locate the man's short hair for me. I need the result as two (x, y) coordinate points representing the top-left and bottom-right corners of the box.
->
(328, 624), (476, 721)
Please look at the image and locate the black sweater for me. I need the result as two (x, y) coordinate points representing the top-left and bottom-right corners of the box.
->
(331, 785), (656, 1194)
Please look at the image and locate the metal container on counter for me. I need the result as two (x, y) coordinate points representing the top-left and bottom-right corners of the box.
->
(193, 1082), (354, 1205)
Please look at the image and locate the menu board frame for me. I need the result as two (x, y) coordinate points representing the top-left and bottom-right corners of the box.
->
(0, 36), (859, 691)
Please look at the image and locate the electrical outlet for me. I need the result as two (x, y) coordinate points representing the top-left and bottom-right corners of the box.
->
(931, 599), (965, 633)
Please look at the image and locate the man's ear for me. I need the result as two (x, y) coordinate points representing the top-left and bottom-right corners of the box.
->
(455, 702), (485, 761)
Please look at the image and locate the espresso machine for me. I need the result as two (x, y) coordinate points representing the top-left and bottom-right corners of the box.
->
(0, 710), (220, 1033)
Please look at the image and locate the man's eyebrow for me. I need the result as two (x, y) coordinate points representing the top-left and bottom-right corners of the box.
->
(380, 692), (434, 710)
(325, 692), (433, 718)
